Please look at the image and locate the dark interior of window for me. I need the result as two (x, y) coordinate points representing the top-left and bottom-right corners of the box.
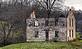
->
(55, 31), (59, 37)
(35, 31), (39, 38)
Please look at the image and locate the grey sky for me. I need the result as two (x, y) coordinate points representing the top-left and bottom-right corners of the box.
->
(2, 0), (82, 10)
(65, 0), (82, 10)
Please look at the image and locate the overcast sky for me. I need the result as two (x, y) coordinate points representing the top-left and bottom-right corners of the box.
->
(2, 0), (82, 10)
(65, 0), (82, 10)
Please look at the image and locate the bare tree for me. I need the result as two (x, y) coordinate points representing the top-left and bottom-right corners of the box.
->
(35, 0), (55, 41)
(34, 0), (64, 41)
(0, 0), (33, 45)
(0, 20), (14, 45)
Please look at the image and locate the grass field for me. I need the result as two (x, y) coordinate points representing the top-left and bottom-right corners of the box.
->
(80, 40), (82, 42)
(0, 41), (82, 49)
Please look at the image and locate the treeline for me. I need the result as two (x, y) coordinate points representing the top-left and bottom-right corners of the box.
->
(0, 1), (33, 46)
(0, 0), (68, 46)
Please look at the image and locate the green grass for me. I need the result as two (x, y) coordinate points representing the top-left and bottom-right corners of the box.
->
(80, 40), (82, 42)
(0, 42), (82, 49)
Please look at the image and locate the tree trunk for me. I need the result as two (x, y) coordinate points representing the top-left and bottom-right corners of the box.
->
(45, 10), (50, 41)
(45, 30), (49, 41)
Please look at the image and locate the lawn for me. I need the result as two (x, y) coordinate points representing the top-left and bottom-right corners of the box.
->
(0, 42), (82, 49)
(80, 40), (82, 42)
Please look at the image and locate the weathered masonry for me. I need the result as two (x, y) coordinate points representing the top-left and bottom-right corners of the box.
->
(26, 7), (76, 41)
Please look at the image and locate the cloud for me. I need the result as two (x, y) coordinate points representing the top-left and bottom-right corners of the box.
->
(65, 0), (82, 10)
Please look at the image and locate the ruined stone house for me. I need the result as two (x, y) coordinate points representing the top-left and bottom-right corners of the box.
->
(26, 8), (76, 41)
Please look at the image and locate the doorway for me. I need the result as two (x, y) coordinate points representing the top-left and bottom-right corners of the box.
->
(45, 30), (49, 41)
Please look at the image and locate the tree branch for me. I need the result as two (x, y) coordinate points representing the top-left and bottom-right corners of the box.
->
(6, 24), (14, 40)
(50, 0), (56, 9)
(36, 0), (46, 9)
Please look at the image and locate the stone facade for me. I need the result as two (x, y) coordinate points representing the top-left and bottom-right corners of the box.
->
(67, 9), (76, 41)
(26, 8), (76, 41)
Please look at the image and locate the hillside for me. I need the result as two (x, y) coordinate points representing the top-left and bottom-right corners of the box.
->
(1, 42), (82, 49)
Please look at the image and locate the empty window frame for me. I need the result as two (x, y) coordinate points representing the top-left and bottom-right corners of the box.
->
(72, 19), (73, 27)
(35, 31), (39, 38)
(34, 20), (39, 27)
(69, 30), (71, 37)
(72, 30), (73, 37)
(69, 18), (71, 27)
(55, 31), (59, 37)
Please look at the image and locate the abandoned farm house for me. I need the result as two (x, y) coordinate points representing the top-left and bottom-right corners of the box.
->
(26, 8), (76, 41)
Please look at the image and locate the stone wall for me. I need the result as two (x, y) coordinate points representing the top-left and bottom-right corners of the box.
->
(26, 18), (67, 41)
(67, 10), (76, 41)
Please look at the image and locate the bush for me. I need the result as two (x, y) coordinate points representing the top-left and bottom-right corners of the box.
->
(76, 32), (80, 40)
